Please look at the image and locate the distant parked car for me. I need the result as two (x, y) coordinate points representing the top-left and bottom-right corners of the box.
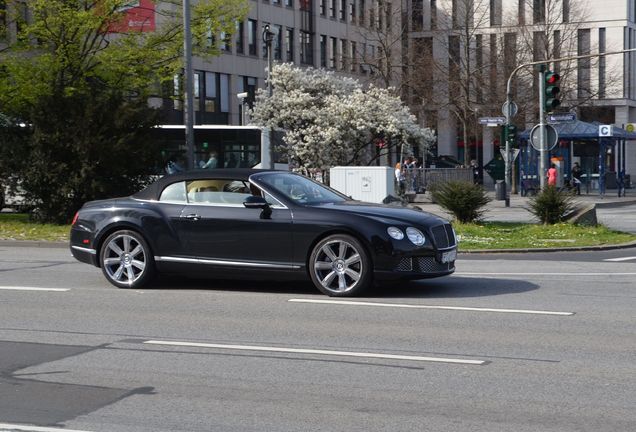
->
(70, 169), (457, 296)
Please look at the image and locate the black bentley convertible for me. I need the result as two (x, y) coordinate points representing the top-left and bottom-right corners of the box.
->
(70, 169), (456, 296)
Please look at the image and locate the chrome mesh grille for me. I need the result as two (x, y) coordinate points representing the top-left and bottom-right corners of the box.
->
(415, 257), (454, 273)
(430, 224), (457, 249)
(395, 257), (454, 273)
(395, 258), (413, 272)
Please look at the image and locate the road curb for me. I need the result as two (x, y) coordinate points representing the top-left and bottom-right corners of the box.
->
(459, 240), (636, 254)
(0, 240), (67, 248)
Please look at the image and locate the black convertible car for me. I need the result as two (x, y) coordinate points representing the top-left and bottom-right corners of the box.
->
(70, 169), (457, 296)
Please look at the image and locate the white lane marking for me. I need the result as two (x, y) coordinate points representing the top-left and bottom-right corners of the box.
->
(0, 423), (92, 432)
(143, 340), (486, 365)
(288, 298), (574, 316)
(0, 286), (69, 292)
(603, 256), (636, 262)
(455, 272), (636, 276)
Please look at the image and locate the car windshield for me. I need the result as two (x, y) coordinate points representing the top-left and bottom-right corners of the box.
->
(257, 172), (348, 205)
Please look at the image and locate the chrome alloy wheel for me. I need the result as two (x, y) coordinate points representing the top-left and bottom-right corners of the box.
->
(312, 239), (364, 294)
(102, 233), (147, 286)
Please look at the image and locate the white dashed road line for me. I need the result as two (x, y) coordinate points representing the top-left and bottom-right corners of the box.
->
(0, 286), (69, 292)
(143, 340), (486, 365)
(288, 298), (574, 316)
(603, 256), (636, 262)
(0, 423), (92, 432)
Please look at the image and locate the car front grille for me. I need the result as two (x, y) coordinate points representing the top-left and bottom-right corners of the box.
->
(430, 224), (457, 249)
(395, 257), (454, 273)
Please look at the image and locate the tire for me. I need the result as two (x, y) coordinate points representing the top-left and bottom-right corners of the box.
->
(308, 234), (372, 297)
(99, 230), (155, 289)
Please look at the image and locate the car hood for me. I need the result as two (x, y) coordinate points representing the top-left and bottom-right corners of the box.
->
(315, 201), (449, 226)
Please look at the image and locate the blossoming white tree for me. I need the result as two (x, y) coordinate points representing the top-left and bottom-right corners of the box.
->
(250, 64), (435, 173)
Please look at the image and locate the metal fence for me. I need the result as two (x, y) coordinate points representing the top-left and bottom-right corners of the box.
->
(400, 168), (473, 194)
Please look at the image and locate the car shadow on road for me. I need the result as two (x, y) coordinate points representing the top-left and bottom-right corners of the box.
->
(150, 275), (318, 296)
(148, 274), (537, 299)
(370, 276), (539, 299)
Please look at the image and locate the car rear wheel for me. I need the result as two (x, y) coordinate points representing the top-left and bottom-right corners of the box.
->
(309, 234), (372, 297)
(100, 230), (154, 289)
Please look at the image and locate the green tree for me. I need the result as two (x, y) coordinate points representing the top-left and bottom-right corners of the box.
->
(0, 0), (248, 222)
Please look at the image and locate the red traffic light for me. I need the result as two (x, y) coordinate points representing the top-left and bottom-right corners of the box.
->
(546, 72), (560, 84)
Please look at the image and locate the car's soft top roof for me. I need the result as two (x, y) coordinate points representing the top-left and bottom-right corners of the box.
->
(133, 168), (279, 200)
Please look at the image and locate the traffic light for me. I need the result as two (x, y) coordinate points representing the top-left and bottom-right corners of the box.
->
(544, 71), (561, 112)
(506, 124), (518, 146)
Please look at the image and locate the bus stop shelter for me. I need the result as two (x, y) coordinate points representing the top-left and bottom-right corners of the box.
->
(518, 120), (635, 195)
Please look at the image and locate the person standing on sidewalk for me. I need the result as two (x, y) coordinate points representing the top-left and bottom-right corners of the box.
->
(547, 163), (558, 187)
(571, 162), (582, 195)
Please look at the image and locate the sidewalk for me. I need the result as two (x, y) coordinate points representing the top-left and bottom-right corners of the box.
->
(413, 190), (636, 229)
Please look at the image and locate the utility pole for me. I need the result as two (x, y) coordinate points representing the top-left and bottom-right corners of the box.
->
(183, 0), (195, 170)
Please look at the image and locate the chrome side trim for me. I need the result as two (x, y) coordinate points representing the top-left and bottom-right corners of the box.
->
(71, 245), (97, 255)
(155, 256), (301, 269)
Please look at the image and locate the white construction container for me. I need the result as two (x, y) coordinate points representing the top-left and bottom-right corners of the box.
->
(329, 166), (395, 203)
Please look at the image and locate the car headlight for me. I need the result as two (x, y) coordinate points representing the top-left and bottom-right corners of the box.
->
(387, 226), (404, 240)
(406, 227), (426, 246)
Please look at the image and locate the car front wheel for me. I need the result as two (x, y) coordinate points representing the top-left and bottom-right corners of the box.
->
(100, 230), (154, 289)
(309, 234), (372, 297)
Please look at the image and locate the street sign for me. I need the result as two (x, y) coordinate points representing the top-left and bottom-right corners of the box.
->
(547, 112), (576, 123)
(484, 156), (504, 181)
(529, 124), (558, 151)
(479, 116), (506, 126)
(599, 124), (613, 137)
(625, 123), (636, 133)
(502, 101), (518, 118)
(499, 148), (520, 162)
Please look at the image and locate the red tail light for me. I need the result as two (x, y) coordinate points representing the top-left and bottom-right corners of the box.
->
(71, 212), (79, 226)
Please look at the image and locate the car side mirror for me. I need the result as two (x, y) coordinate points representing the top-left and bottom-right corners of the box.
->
(243, 195), (272, 219)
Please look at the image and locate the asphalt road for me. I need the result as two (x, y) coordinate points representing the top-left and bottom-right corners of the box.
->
(0, 245), (635, 432)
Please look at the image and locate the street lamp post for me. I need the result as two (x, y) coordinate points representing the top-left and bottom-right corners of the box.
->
(183, 0), (195, 170)
(262, 25), (275, 168)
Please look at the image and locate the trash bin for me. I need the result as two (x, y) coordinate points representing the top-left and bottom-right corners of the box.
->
(495, 180), (506, 201)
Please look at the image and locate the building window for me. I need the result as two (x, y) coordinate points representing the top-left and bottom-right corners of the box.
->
(300, 31), (313, 65)
(599, 27), (606, 98)
(320, 0), (326, 15)
(350, 1), (356, 24)
(248, 19), (257, 55)
(385, 2), (392, 31)
(235, 21), (244, 54)
(330, 36), (337, 68)
(193, 72), (201, 112)
(518, 0), (525, 25)
(273, 0), (280, 5)
(533, 0), (545, 24)
(320, 35), (327, 67)
(490, 0), (501, 26)
(286, 28), (294, 62)
(173, 74), (182, 110)
(330, 0), (336, 17)
(351, 41), (357, 72)
(340, 39), (348, 70)
(220, 73), (229, 113)
(359, 0), (365, 26)
(577, 28), (591, 99)
(285, 0), (293, 6)
(273, 24), (282, 60)
(205, 72), (217, 113)
(340, 0), (346, 20)
(562, 0), (569, 23)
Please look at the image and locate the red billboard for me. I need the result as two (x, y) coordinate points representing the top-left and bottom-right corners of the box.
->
(109, 0), (156, 33)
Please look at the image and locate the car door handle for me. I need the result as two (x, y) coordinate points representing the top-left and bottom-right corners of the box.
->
(183, 214), (201, 221)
